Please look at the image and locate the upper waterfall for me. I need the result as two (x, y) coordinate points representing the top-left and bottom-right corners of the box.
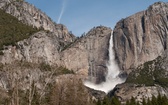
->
(84, 31), (125, 93)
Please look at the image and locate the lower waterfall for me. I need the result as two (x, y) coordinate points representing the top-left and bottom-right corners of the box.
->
(84, 31), (125, 93)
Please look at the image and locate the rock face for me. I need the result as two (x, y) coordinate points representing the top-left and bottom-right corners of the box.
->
(110, 54), (168, 103)
(0, 0), (76, 67)
(0, 26), (112, 84)
(113, 2), (168, 71)
(0, 0), (112, 84)
(0, 0), (75, 42)
(61, 26), (112, 83)
(110, 2), (168, 103)
(109, 83), (168, 103)
(1, 0), (168, 103)
(0, 31), (61, 65)
(87, 87), (106, 100)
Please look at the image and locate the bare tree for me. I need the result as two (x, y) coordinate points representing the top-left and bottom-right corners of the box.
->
(50, 76), (92, 105)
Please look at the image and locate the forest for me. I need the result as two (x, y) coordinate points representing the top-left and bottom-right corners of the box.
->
(96, 94), (168, 105)
(0, 9), (39, 52)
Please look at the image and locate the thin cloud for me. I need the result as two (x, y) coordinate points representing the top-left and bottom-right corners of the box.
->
(57, 0), (67, 23)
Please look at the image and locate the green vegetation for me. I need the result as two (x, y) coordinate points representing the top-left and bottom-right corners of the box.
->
(39, 62), (74, 75)
(55, 66), (75, 75)
(0, 51), (3, 55)
(126, 56), (168, 87)
(96, 96), (121, 105)
(0, 9), (39, 51)
(61, 38), (78, 51)
(96, 94), (168, 105)
(39, 62), (52, 71)
(125, 94), (168, 105)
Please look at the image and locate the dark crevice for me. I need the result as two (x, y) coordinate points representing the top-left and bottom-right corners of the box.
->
(141, 16), (145, 33)
(164, 39), (167, 50)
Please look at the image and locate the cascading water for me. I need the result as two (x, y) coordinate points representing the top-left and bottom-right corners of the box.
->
(84, 31), (126, 93)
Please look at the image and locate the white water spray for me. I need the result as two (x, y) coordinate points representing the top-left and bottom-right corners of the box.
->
(84, 31), (125, 93)
(57, 0), (66, 23)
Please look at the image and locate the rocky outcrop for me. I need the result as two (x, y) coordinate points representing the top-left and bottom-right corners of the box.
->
(0, 0), (75, 42)
(87, 87), (106, 100)
(61, 26), (112, 83)
(113, 2), (168, 71)
(110, 2), (168, 102)
(109, 83), (168, 104)
(0, 0), (76, 66)
(0, 26), (111, 84)
(0, 0), (112, 84)
(0, 31), (61, 65)
(110, 50), (168, 103)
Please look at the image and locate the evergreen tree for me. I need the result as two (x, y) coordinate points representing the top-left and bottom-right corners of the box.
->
(129, 97), (136, 105)
(125, 100), (130, 105)
(146, 98), (152, 105)
(102, 97), (110, 105)
(96, 99), (101, 105)
(157, 93), (163, 105)
(96, 94), (168, 105)
(142, 98), (147, 105)
(111, 96), (121, 105)
(151, 95), (158, 105)
(162, 95), (168, 105)
(136, 102), (140, 105)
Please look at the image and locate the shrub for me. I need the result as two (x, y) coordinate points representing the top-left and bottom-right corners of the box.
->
(126, 56), (168, 87)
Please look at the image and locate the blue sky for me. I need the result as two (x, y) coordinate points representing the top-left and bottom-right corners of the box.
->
(25, 0), (168, 36)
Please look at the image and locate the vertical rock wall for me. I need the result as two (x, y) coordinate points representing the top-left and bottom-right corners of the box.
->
(113, 2), (168, 71)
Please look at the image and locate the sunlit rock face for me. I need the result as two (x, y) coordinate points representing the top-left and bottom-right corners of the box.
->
(0, 0), (75, 43)
(110, 2), (168, 103)
(0, 0), (76, 67)
(1, 31), (61, 65)
(113, 2), (168, 72)
(84, 31), (125, 93)
(0, 0), (112, 83)
(61, 26), (112, 83)
(0, 26), (112, 85)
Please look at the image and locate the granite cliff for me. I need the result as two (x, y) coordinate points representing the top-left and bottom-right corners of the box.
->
(0, 0), (112, 84)
(1, 31), (61, 65)
(111, 2), (168, 103)
(0, 0), (75, 43)
(61, 26), (111, 83)
(114, 2), (168, 72)
(1, 0), (168, 104)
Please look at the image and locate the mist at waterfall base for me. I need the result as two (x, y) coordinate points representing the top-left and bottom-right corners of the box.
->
(84, 32), (126, 94)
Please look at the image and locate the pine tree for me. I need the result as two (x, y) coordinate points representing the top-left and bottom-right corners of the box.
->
(111, 96), (121, 105)
(162, 95), (168, 105)
(129, 97), (136, 105)
(142, 98), (147, 105)
(96, 99), (101, 105)
(146, 98), (152, 105)
(102, 97), (110, 105)
(126, 100), (130, 105)
(151, 95), (158, 105)
(136, 102), (140, 105)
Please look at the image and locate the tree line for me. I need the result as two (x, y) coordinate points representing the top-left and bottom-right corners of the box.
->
(96, 94), (168, 105)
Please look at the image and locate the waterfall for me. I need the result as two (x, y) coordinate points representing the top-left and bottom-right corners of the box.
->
(84, 31), (125, 93)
